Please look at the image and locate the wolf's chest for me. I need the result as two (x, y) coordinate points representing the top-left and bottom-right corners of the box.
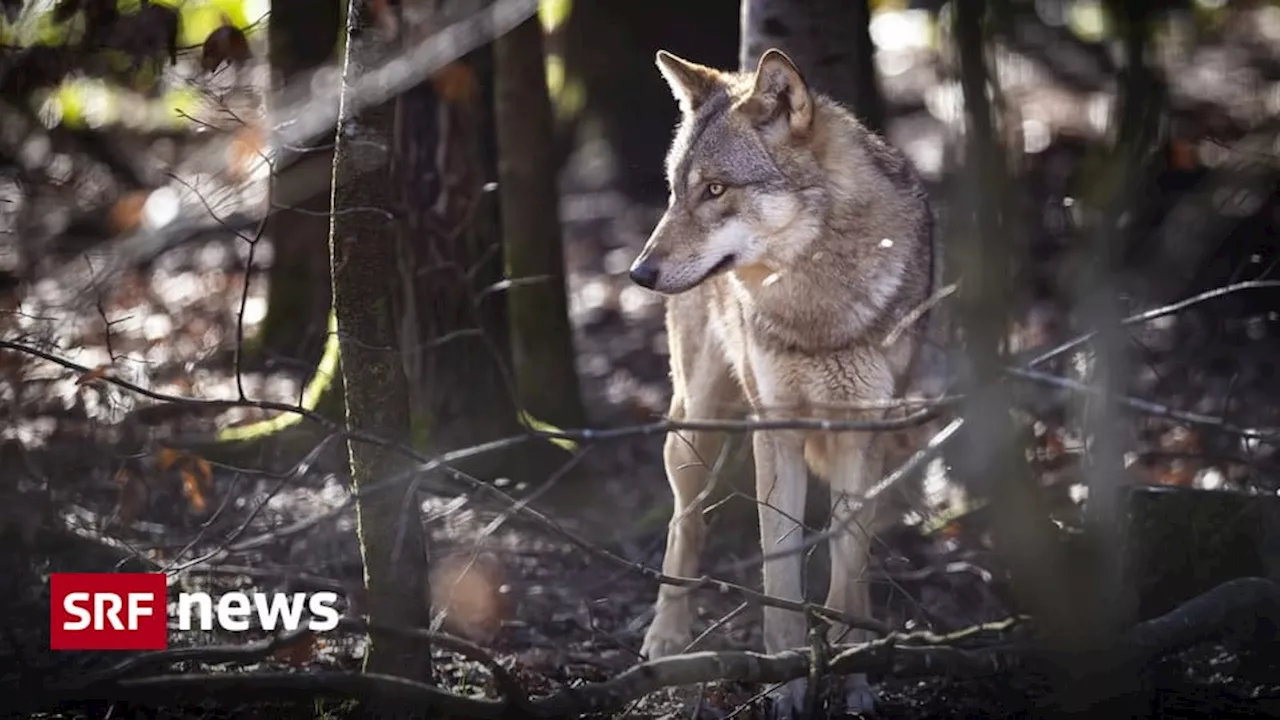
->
(706, 280), (900, 413)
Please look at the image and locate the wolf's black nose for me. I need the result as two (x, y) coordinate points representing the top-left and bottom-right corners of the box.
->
(629, 261), (660, 289)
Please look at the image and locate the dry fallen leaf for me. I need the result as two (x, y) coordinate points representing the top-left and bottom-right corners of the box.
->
(156, 446), (183, 472)
(272, 634), (320, 667)
(114, 466), (148, 525)
(180, 469), (208, 514)
(156, 447), (217, 516)
(1145, 425), (1203, 487)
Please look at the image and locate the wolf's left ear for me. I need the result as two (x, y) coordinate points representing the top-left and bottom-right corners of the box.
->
(656, 50), (721, 113)
(744, 49), (813, 136)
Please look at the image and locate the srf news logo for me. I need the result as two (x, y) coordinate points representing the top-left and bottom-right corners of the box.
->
(50, 573), (341, 650)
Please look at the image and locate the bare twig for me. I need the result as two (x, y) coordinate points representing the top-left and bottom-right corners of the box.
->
(1023, 280), (1280, 368)
(882, 280), (960, 348)
(1007, 365), (1276, 440)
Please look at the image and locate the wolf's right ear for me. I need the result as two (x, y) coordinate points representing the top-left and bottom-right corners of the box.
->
(656, 50), (720, 113)
(744, 49), (813, 136)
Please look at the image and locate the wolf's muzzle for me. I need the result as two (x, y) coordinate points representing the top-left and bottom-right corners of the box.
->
(629, 260), (660, 290)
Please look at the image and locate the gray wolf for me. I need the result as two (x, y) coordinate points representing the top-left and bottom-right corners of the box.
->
(628, 48), (940, 717)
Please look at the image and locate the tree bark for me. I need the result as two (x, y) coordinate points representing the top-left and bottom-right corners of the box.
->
(494, 17), (585, 430)
(557, 0), (738, 202)
(261, 0), (342, 367)
(330, 0), (431, 691)
(392, 48), (548, 481)
(740, 0), (885, 133)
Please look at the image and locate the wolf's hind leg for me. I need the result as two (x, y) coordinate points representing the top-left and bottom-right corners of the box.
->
(641, 350), (738, 660)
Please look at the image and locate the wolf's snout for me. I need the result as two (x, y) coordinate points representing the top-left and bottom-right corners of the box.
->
(629, 258), (661, 289)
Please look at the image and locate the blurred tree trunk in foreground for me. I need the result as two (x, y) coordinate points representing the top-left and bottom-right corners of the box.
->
(261, 0), (342, 368)
(951, 0), (1133, 714)
(494, 16), (585, 430)
(740, 0), (884, 133)
(330, 0), (431, 690)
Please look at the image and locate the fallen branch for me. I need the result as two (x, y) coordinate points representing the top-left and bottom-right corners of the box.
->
(34, 578), (1280, 718)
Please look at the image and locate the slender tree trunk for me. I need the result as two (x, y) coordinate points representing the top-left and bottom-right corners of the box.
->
(331, 0), (430, 691)
(494, 17), (585, 430)
(261, 0), (342, 367)
(393, 48), (550, 481)
(951, 0), (1102, 712)
(740, 0), (885, 133)
(558, 0), (738, 202)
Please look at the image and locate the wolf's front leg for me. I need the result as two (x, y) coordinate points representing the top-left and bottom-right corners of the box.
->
(641, 423), (726, 659)
(824, 432), (886, 715)
(754, 430), (810, 719)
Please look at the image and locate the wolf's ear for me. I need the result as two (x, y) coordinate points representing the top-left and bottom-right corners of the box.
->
(656, 50), (720, 113)
(744, 49), (813, 136)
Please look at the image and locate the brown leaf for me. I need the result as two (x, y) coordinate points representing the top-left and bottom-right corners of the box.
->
(201, 23), (252, 74)
(108, 191), (149, 236)
(272, 634), (320, 666)
(180, 469), (208, 515)
(114, 467), (147, 524)
(225, 125), (266, 182)
(156, 446), (183, 472)
(432, 62), (478, 106)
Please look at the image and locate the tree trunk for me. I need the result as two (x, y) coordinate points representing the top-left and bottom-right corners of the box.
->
(393, 48), (562, 482)
(261, 0), (342, 368)
(740, 0), (885, 133)
(950, 0), (1107, 711)
(331, 0), (431, 690)
(558, 0), (738, 202)
(494, 17), (585, 430)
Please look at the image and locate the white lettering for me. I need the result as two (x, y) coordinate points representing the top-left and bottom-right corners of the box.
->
(63, 592), (92, 631)
(164, 591), (343, 633)
(97, 593), (123, 630)
(307, 592), (340, 632)
(254, 593), (306, 631)
(217, 592), (252, 631)
(177, 592), (213, 630)
(126, 593), (153, 630)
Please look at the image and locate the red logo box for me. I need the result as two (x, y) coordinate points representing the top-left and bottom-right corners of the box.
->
(50, 573), (169, 650)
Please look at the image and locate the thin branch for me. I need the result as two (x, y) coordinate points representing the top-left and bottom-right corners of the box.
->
(1023, 280), (1280, 368)
(1007, 366), (1276, 440)
(353, 619), (533, 713)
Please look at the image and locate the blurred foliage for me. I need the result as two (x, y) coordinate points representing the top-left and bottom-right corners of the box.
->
(40, 75), (201, 127)
(2, 0), (268, 130)
(536, 0), (569, 33)
(538, 0), (583, 121)
(0, 0), (265, 47)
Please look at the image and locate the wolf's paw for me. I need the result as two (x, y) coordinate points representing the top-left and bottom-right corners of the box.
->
(767, 678), (808, 720)
(839, 673), (878, 716)
(639, 625), (690, 660)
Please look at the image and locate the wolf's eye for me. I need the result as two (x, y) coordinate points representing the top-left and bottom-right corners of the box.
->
(704, 182), (726, 200)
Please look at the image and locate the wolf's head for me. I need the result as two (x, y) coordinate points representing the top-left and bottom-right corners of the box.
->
(628, 49), (830, 295)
